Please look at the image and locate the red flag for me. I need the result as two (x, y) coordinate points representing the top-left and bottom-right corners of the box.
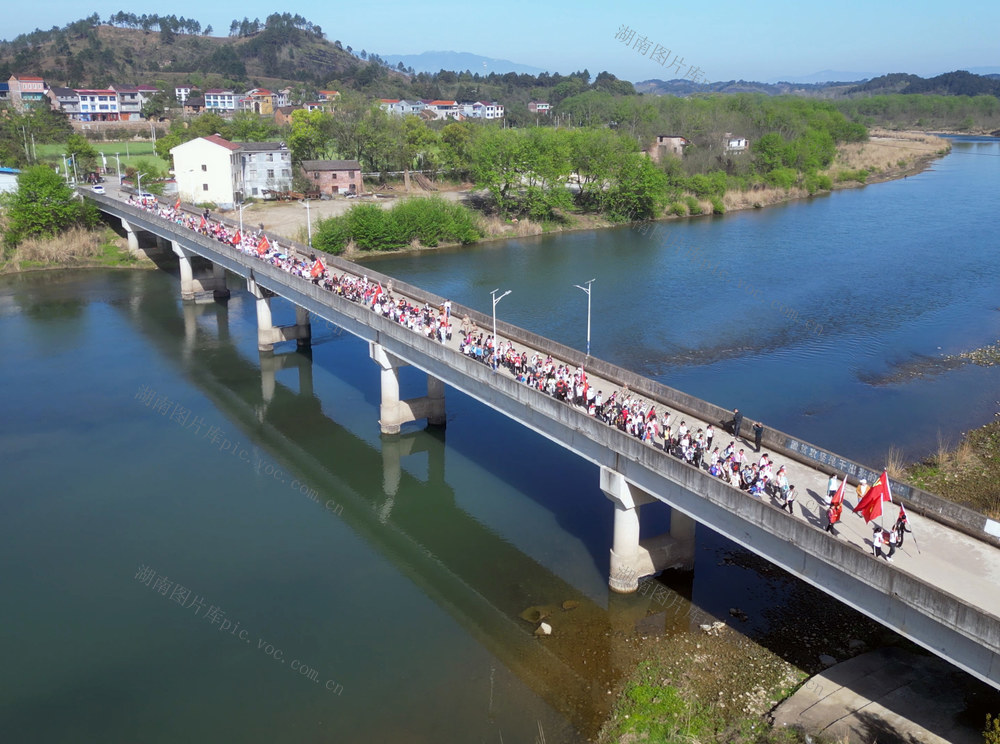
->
(257, 235), (270, 256)
(830, 475), (847, 507)
(310, 258), (325, 278)
(174, 198), (181, 210)
(853, 470), (892, 523)
(199, 215), (206, 230)
(231, 230), (242, 246)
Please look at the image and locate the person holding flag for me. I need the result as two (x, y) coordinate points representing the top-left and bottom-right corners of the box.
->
(231, 230), (242, 247)
(853, 469), (893, 524)
(257, 234), (270, 257)
(894, 504), (914, 549)
(826, 474), (847, 534)
(310, 254), (326, 282)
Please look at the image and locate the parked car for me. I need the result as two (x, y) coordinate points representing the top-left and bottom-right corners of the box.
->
(91, 185), (105, 194)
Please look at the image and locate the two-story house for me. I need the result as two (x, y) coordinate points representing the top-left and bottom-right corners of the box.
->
(300, 160), (364, 196)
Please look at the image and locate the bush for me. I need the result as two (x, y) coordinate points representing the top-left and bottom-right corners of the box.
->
(765, 167), (799, 189)
(668, 201), (687, 217)
(835, 169), (869, 184)
(313, 197), (481, 254)
(684, 196), (702, 215)
(803, 173), (833, 195)
(710, 196), (725, 214)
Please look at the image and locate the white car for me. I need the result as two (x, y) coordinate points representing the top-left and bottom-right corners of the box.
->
(91, 185), (105, 194)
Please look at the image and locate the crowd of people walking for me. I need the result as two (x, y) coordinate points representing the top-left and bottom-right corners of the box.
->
(126, 194), (911, 563)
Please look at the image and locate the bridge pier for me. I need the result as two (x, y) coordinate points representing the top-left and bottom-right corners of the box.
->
(212, 262), (230, 302)
(370, 343), (447, 435)
(602, 467), (696, 593)
(120, 218), (141, 256)
(172, 242), (197, 301)
(247, 276), (311, 352)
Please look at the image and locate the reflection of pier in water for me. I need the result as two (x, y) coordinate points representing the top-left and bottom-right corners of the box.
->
(120, 283), (695, 734)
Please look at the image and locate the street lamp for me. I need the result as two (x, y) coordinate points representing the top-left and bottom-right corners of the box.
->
(136, 171), (148, 196)
(490, 288), (511, 371)
(302, 199), (312, 247)
(237, 200), (246, 236)
(573, 278), (595, 356)
(113, 153), (123, 184)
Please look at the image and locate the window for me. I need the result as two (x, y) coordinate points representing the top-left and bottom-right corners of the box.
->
(266, 169), (275, 179)
(202, 183), (208, 191)
(348, 171), (355, 178)
(201, 164), (207, 172)
(313, 172), (319, 180)
(266, 153), (273, 162)
(252, 187), (258, 195)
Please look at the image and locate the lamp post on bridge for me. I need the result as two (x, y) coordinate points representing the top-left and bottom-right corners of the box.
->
(491, 288), (511, 371)
(573, 277), (595, 357)
(113, 153), (123, 185)
(302, 199), (312, 247)
(136, 171), (148, 197)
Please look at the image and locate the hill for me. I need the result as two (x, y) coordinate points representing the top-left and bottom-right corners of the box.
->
(0, 14), (386, 90)
(847, 70), (1000, 97)
(634, 78), (859, 98)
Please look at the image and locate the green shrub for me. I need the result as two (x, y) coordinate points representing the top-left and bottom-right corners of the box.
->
(314, 197), (481, 253)
(710, 196), (725, 214)
(668, 201), (687, 217)
(836, 169), (869, 184)
(684, 196), (702, 215)
(803, 173), (833, 195)
(765, 167), (798, 189)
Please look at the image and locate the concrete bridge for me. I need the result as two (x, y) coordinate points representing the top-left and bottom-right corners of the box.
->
(88, 191), (1000, 690)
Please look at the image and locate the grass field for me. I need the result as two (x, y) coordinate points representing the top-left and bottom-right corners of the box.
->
(33, 141), (167, 175)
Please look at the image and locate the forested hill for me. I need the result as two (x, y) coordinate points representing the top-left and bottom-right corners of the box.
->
(0, 13), (370, 89)
(847, 70), (1000, 97)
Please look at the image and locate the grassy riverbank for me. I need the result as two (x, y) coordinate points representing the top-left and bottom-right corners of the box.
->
(900, 420), (1000, 519)
(0, 226), (144, 274)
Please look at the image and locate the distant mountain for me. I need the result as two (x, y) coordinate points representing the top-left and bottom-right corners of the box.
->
(382, 51), (546, 76)
(634, 78), (858, 98)
(778, 69), (878, 84)
(849, 70), (1000, 97)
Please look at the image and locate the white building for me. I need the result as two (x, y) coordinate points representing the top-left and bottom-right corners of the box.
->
(0, 166), (20, 195)
(204, 89), (237, 113)
(171, 135), (243, 208)
(170, 135), (292, 208)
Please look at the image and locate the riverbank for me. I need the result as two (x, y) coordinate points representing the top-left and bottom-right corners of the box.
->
(902, 417), (1000, 519)
(0, 226), (145, 274)
(218, 129), (953, 257)
(595, 553), (906, 744)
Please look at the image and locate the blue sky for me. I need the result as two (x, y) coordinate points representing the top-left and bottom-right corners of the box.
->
(8, 0), (999, 83)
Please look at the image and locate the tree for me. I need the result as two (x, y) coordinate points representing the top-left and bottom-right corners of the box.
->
(65, 133), (98, 176)
(1, 165), (98, 248)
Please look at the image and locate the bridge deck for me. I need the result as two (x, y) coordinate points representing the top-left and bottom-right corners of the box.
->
(89, 191), (1000, 686)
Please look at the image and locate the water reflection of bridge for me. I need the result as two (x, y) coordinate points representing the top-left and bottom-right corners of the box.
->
(120, 284), (684, 734)
(92, 193), (1000, 691)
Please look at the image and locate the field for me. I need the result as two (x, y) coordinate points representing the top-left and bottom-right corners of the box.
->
(33, 141), (167, 177)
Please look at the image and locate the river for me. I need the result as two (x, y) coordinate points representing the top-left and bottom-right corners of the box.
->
(1, 136), (997, 742)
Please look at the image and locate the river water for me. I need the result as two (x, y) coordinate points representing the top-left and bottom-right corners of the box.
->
(1, 136), (997, 742)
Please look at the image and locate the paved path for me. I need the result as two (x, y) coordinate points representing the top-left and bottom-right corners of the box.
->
(771, 647), (983, 743)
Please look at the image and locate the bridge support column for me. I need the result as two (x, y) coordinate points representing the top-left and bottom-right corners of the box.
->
(601, 467), (696, 592)
(370, 342), (446, 435)
(247, 276), (310, 353)
(212, 262), (230, 302)
(295, 306), (311, 349)
(121, 218), (141, 256)
(172, 241), (196, 301)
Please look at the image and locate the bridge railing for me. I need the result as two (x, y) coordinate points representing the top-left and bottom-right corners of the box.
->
(92, 192), (1000, 548)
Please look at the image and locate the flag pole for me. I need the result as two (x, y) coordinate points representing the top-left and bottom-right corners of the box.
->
(902, 503), (922, 555)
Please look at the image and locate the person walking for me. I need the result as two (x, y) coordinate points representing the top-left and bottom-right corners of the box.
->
(732, 408), (743, 439)
(872, 526), (885, 559)
(705, 424), (715, 453)
(884, 529), (897, 562)
(826, 501), (842, 534)
(894, 507), (912, 548)
(752, 421), (764, 452)
(782, 484), (796, 515)
(827, 474), (840, 505)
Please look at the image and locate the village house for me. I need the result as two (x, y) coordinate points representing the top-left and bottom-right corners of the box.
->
(528, 101), (551, 115)
(300, 160), (364, 196)
(8, 75), (47, 111)
(170, 135), (292, 208)
(204, 89), (238, 114)
(725, 133), (750, 152)
(649, 134), (690, 162)
(76, 89), (121, 121)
